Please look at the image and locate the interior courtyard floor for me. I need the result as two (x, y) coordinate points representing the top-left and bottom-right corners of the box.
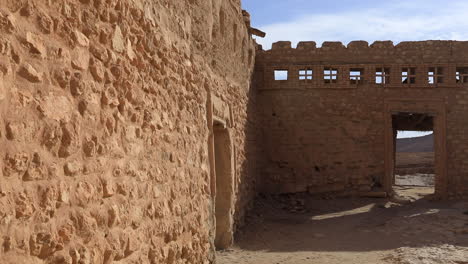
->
(217, 186), (468, 264)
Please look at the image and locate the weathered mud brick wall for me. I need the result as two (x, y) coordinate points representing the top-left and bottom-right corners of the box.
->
(256, 40), (468, 197)
(0, 0), (258, 263)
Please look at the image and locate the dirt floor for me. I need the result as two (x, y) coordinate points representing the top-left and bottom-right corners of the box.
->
(217, 185), (468, 264)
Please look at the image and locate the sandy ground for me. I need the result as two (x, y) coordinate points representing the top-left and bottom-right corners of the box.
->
(396, 173), (434, 186)
(396, 152), (434, 168)
(395, 152), (434, 175)
(217, 185), (468, 264)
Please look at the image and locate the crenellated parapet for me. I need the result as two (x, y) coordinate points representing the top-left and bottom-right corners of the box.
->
(256, 40), (468, 90)
(258, 40), (468, 64)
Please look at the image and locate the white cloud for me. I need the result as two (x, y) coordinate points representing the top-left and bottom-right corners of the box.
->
(255, 0), (468, 49)
(397, 131), (432, 139)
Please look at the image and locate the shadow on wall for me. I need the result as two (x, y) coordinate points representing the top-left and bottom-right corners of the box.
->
(231, 64), (262, 232)
(209, 47), (261, 251)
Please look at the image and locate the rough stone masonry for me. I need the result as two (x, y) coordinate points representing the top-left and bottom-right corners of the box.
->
(0, 0), (468, 263)
(0, 0), (259, 263)
(256, 40), (468, 199)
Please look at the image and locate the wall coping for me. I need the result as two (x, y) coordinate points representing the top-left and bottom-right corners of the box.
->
(263, 40), (468, 52)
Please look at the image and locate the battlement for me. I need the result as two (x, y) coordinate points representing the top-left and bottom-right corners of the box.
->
(257, 40), (468, 65)
(264, 40), (468, 51)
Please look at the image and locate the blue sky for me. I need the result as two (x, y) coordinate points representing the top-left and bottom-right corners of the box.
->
(242, 0), (468, 49)
(242, 0), (447, 138)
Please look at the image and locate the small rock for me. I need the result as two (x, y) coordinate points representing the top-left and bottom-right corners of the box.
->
(58, 182), (70, 204)
(1, 12), (16, 33)
(127, 39), (136, 60)
(82, 139), (96, 157)
(26, 32), (46, 57)
(112, 26), (125, 53)
(71, 47), (90, 70)
(102, 178), (115, 198)
(64, 161), (81, 176)
(70, 72), (84, 96)
(40, 96), (73, 122)
(90, 60), (105, 82)
(37, 12), (53, 34)
(73, 30), (89, 47)
(125, 235), (138, 257)
(0, 74), (5, 100)
(5, 121), (23, 140)
(108, 205), (120, 227)
(18, 64), (42, 83)
(0, 61), (10, 75)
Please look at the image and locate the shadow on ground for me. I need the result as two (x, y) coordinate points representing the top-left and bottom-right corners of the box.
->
(218, 187), (468, 264)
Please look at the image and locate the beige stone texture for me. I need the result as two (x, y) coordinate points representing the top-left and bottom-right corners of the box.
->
(3, 0), (468, 262)
(0, 0), (258, 263)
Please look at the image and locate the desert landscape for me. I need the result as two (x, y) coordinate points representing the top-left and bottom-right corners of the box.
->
(395, 134), (435, 187)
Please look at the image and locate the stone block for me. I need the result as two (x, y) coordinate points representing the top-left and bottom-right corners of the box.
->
(348, 40), (369, 49)
(272, 41), (292, 49)
(112, 26), (125, 53)
(297, 41), (316, 50)
(322, 41), (345, 49)
(74, 30), (90, 47)
(26, 32), (46, 58)
(18, 63), (42, 83)
(64, 161), (81, 176)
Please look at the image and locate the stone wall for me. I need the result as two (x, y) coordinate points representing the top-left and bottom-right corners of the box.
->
(256, 40), (468, 198)
(0, 0), (258, 263)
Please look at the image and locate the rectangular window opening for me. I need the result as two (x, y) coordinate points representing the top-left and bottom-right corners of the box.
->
(376, 67), (390, 84)
(274, 70), (288, 81)
(324, 67), (338, 84)
(299, 69), (313, 81)
(350, 68), (364, 84)
(428, 67), (444, 84)
(402, 67), (416, 84)
(456, 67), (468, 83)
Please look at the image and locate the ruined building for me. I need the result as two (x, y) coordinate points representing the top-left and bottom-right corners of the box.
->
(256, 40), (468, 198)
(0, 0), (467, 263)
